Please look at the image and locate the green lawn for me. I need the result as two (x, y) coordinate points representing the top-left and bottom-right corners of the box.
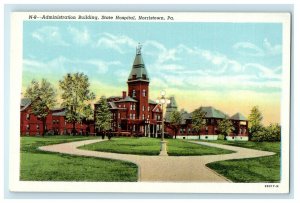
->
(205, 140), (281, 183)
(80, 137), (234, 156)
(20, 136), (138, 181)
(167, 139), (234, 156)
(79, 137), (161, 155)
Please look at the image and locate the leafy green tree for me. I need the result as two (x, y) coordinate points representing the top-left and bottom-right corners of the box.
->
(25, 79), (56, 136)
(192, 107), (206, 139)
(95, 96), (112, 137)
(248, 106), (264, 141)
(217, 118), (234, 140)
(59, 73), (95, 135)
(169, 110), (182, 139)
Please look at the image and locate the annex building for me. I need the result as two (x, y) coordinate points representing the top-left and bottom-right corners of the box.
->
(20, 45), (248, 141)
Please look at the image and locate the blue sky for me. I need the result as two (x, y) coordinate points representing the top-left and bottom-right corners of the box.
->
(22, 21), (283, 124)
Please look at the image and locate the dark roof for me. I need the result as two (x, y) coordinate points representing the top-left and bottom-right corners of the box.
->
(20, 98), (32, 111)
(127, 48), (149, 82)
(230, 112), (247, 121)
(21, 98), (31, 107)
(199, 106), (228, 119)
(148, 99), (157, 105)
(114, 96), (137, 103)
(52, 109), (67, 116)
(167, 96), (177, 109)
(180, 110), (192, 124)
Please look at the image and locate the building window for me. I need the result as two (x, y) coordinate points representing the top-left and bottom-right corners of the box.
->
(133, 104), (136, 110)
(118, 113), (120, 119)
(130, 113), (132, 119)
(142, 114), (145, 120)
(26, 114), (30, 120)
(157, 115), (161, 120)
(133, 114), (135, 120)
(148, 106), (150, 112)
(142, 105), (145, 111)
(123, 104), (125, 108)
(188, 128), (191, 134)
(45, 125), (47, 130)
(26, 125), (29, 130)
(130, 104), (133, 110)
(147, 114), (150, 119)
(36, 125), (39, 130)
(132, 90), (136, 97)
(118, 124), (121, 128)
(142, 89), (146, 97)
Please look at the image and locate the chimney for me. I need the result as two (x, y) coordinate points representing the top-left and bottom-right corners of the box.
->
(122, 91), (126, 99)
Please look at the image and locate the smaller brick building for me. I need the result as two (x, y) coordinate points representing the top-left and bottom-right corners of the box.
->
(164, 97), (249, 141)
(20, 98), (94, 136)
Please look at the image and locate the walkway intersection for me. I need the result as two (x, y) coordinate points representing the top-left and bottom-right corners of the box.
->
(39, 139), (275, 182)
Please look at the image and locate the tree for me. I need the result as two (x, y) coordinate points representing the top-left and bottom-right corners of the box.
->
(266, 123), (281, 142)
(191, 107), (206, 139)
(248, 106), (264, 141)
(95, 96), (112, 138)
(169, 110), (182, 139)
(217, 118), (234, 140)
(25, 79), (56, 136)
(59, 73), (95, 135)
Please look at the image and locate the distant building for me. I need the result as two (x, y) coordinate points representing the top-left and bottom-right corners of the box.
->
(164, 96), (249, 141)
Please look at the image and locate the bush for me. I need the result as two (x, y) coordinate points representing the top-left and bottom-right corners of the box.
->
(251, 123), (281, 142)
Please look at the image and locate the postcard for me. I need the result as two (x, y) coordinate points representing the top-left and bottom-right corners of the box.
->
(9, 12), (291, 193)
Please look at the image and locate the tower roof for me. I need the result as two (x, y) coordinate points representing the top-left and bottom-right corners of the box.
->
(127, 44), (149, 82)
(230, 112), (247, 121)
(167, 96), (178, 109)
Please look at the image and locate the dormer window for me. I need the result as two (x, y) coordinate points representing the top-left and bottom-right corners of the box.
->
(142, 74), (146, 79)
(132, 75), (137, 79)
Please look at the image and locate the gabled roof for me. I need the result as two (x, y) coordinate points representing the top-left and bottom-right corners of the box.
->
(230, 112), (247, 121)
(114, 96), (137, 103)
(152, 104), (162, 113)
(199, 106), (228, 119)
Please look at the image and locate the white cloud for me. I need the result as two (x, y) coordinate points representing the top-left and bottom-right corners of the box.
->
(233, 42), (264, 57)
(243, 63), (282, 80)
(95, 33), (137, 54)
(233, 39), (282, 57)
(86, 60), (121, 74)
(31, 26), (69, 46)
(263, 38), (282, 55)
(68, 26), (90, 46)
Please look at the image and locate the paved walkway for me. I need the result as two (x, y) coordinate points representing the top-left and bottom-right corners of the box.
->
(39, 139), (275, 182)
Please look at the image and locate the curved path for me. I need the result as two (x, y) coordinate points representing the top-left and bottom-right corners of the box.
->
(39, 139), (275, 182)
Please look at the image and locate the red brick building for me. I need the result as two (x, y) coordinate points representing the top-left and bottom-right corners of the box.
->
(20, 98), (53, 136)
(164, 97), (249, 141)
(95, 46), (163, 137)
(20, 100), (94, 136)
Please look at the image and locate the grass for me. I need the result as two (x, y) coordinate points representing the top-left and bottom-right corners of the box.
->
(205, 140), (281, 183)
(20, 136), (138, 182)
(80, 137), (234, 156)
(80, 137), (161, 155)
(167, 139), (234, 156)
